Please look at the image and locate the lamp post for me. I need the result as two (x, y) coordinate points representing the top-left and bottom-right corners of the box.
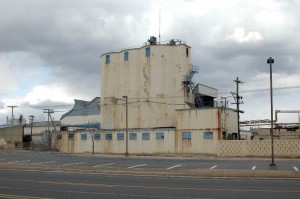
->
(123, 96), (129, 157)
(7, 105), (18, 125)
(267, 57), (277, 169)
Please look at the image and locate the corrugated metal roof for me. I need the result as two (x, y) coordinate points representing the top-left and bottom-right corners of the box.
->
(60, 97), (100, 119)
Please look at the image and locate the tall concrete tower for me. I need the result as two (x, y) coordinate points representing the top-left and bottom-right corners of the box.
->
(100, 38), (194, 131)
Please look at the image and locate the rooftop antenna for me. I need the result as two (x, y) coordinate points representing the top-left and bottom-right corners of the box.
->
(159, 8), (161, 43)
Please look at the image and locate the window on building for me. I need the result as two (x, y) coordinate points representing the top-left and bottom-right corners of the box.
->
(186, 48), (189, 57)
(105, 54), (110, 64)
(142, 133), (150, 140)
(81, 134), (87, 140)
(124, 51), (129, 61)
(68, 134), (74, 140)
(156, 132), (164, 140)
(56, 134), (62, 140)
(145, 47), (150, 57)
(106, 133), (112, 140)
(94, 133), (101, 140)
(129, 133), (137, 140)
(117, 133), (124, 140)
(203, 131), (213, 140)
(182, 132), (192, 139)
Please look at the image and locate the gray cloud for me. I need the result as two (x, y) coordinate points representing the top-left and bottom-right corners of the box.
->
(0, 0), (299, 123)
(0, 101), (4, 109)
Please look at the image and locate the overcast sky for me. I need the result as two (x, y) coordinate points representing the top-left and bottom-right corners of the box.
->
(0, 0), (299, 125)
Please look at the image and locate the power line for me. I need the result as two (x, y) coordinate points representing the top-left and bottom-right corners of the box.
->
(220, 85), (300, 96)
(244, 73), (300, 83)
(29, 104), (73, 108)
(240, 85), (300, 93)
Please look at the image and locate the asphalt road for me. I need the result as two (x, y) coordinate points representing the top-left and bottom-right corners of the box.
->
(0, 169), (300, 199)
(0, 150), (300, 171)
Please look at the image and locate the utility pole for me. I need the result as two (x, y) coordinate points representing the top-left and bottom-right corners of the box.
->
(7, 105), (18, 126)
(231, 77), (244, 140)
(43, 109), (55, 150)
(43, 109), (57, 131)
(29, 115), (35, 137)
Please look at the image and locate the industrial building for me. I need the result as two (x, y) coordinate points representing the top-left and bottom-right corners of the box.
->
(50, 38), (299, 157)
(60, 97), (100, 129)
(87, 37), (238, 155)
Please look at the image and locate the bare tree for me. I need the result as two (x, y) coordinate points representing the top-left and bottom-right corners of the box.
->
(89, 129), (96, 155)
(19, 114), (23, 124)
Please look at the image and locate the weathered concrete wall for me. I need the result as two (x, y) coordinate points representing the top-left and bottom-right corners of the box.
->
(0, 138), (14, 150)
(218, 140), (300, 157)
(100, 44), (193, 130)
(52, 131), (300, 157)
(175, 108), (237, 154)
(24, 126), (57, 135)
(52, 130), (217, 155)
(0, 125), (23, 142)
(61, 115), (100, 126)
(53, 108), (238, 155)
(176, 108), (237, 134)
(220, 108), (238, 138)
(174, 130), (218, 154)
(53, 129), (176, 154)
(0, 125), (24, 150)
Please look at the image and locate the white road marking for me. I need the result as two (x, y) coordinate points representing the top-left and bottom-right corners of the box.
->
(210, 165), (217, 170)
(167, 164), (181, 170)
(252, 166), (256, 170)
(34, 161), (57, 165)
(128, 164), (147, 169)
(8, 160), (31, 163)
(293, 166), (299, 171)
(62, 162), (85, 166)
(93, 163), (116, 167)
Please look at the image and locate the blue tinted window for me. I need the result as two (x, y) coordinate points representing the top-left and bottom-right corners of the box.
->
(156, 132), (164, 140)
(117, 133), (124, 140)
(142, 133), (150, 140)
(68, 134), (74, 140)
(81, 134), (87, 140)
(124, 51), (129, 61)
(106, 133), (112, 140)
(105, 55), (110, 64)
(145, 47), (150, 57)
(182, 132), (191, 139)
(203, 132), (213, 139)
(94, 134), (101, 140)
(129, 133), (137, 140)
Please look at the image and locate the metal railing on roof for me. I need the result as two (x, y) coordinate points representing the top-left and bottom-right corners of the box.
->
(103, 39), (187, 55)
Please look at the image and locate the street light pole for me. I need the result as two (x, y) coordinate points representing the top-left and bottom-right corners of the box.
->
(123, 96), (129, 157)
(267, 57), (277, 169)
(7, 105), (18, 126)
(29, 115), (35, 137)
